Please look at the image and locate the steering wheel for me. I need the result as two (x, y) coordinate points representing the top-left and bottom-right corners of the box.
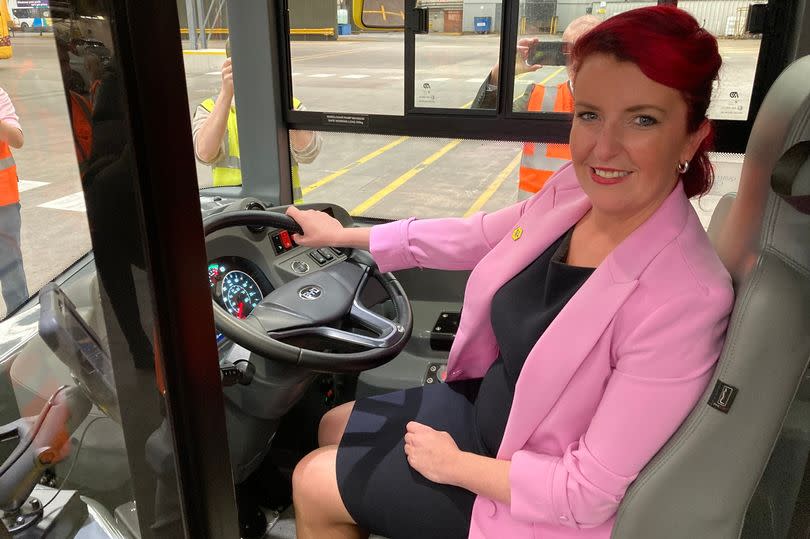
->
(203, 210), (413, 373)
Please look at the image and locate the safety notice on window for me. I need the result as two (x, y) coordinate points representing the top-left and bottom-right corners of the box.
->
(323, 113), (369, 127)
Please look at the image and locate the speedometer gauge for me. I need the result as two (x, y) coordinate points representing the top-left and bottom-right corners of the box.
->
(221, 270), (262, 319)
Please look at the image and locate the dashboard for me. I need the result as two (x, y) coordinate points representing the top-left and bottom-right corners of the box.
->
(203, 197), (353, 323)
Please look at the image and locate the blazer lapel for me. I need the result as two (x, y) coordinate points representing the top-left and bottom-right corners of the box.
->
(448, 180), (592, 377)
(497, 182), (693, 457)
(497, 265), (638, 458)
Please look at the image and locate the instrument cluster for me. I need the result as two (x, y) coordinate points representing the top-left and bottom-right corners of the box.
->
(208, 257), (273, 319)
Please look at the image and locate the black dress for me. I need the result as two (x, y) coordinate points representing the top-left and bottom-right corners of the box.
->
(336, 228), (594, 539)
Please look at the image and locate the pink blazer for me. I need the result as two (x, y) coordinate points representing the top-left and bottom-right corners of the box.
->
(369, 163), (734, 538)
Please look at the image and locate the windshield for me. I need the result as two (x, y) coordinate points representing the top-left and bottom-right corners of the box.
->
(0, 0), (763, 322)
(187, 0), (758, 225)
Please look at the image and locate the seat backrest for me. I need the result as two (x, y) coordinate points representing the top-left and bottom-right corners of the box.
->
(612, 55), (810, 538)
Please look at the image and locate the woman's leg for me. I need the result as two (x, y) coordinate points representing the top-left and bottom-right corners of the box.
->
(293, 446), (369, 539)
(318, 400), (355, 447)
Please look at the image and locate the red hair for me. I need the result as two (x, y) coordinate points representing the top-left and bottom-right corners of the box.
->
(571, 6), (721, 197)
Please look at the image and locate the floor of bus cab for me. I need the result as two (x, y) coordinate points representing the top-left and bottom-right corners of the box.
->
(265, 506), (386, 539)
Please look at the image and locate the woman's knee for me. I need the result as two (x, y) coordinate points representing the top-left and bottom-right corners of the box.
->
(292, 447), (331, 505)
(318, 400), (355, 447)
(292, 447), (354, 525)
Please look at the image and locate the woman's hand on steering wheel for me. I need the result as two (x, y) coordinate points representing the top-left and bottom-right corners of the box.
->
(286, 206), (372, 251)
(286, 206), (345, 248)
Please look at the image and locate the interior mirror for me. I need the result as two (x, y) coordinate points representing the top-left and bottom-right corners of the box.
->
(353, 0), (405, 30)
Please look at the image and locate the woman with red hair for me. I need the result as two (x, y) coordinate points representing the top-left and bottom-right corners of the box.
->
(289, 6), (733, 539)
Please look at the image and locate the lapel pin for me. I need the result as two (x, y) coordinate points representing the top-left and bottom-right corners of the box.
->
(512, 227), (523, 241)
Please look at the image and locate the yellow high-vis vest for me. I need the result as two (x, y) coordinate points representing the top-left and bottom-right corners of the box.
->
(200, 97), (303, 203)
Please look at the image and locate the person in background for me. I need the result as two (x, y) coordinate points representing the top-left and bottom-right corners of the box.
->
(0, 0), (12, 59)
(473, 15), (601, 199)
(0, 88), (28, 313)
(192, 39), (321, 201)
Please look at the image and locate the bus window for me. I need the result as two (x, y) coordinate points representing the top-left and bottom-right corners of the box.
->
(0, 14), (88, 319)
(414, 0), (503, 110)
(288, 0), (404, 115)
(702, 0), (766, 121)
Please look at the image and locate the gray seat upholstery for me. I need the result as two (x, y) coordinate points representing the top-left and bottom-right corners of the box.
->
(613, 55), (810, 538)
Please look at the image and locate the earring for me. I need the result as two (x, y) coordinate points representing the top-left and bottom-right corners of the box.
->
(677, 160), (690, 174)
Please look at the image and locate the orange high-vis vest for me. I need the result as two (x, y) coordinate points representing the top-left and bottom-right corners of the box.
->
(519, 81), (574, 198)
(0, 141), (19, 206)
(69, 91), (93, 168)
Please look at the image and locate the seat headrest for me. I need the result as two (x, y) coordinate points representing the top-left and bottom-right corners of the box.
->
(713, 55), (810, 283)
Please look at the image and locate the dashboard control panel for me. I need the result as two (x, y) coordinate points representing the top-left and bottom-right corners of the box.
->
(270, 229), (296, 254)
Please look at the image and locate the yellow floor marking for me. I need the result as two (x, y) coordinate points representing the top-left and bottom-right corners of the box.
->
(351, 139), (462, 216)
(292, 47), (376, 62)
(303, 136), (410, 195)
(539, 65), (567, 85)
(463, 151), (522, 217)
(183, 50), (225, 56)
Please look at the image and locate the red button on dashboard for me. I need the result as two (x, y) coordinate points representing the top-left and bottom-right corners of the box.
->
(279, 230), (293, 250)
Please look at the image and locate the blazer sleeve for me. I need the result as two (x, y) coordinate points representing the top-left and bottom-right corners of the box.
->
(368, 200), (529, 273)
(508, 285), (733, 528)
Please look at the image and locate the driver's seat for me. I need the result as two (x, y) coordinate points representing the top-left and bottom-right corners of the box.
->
(613, 55), (810, 538)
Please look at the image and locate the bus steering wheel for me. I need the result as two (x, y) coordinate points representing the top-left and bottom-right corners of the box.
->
(203, 210), (413, 373)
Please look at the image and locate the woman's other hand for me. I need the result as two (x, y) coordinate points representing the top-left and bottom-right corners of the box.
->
(404, 421), (461, 485)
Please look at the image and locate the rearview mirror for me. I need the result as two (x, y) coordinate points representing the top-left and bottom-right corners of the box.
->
(352, 0), (405, 30)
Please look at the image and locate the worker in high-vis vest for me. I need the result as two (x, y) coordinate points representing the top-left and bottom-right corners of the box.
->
(511, 80), (574, 198)
(471, 15), (601, 199)
(0, 87), (28, 313)
(192, 54), (321, 202)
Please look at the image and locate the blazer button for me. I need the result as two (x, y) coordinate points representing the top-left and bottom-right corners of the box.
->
(559, 515), (569, 522)
(485, 500), (496, 517)
(451, 369), (463, 376)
